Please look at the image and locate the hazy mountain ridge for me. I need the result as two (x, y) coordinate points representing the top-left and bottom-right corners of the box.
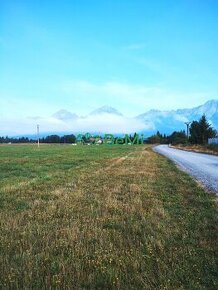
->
(135, 99), (218, 134)
(89, 105), (123, 116)
(51, 100), (218, 135)
(52, 109), (78, 120)
(176, 100), (218, 118)
(3, 100), (218, 137)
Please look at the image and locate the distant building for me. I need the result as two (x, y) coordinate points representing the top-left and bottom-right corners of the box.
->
(208, 137), (218, 144)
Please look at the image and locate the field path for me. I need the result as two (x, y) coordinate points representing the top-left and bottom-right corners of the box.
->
(154, 145), (218, 194)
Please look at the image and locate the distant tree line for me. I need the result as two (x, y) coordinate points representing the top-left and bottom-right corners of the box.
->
(147, 130), (188, 145)
(0, 136), (32, 143)
(147, 115), (217, 145)
(40, 134), (76, 143)
(0, 134), (76, 144)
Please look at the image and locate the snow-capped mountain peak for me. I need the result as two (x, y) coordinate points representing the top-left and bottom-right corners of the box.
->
(52, 110), (78, 121)
(136, 99), (218, 134)
(89, 105), (123, 116)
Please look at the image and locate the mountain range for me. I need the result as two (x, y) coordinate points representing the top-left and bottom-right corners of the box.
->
(3, 100), (217, 137)
(51, 100), (218, 136)
(136, 99), (218, 135)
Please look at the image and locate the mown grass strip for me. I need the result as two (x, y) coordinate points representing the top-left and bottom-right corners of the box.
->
(0, 145), (217, 289)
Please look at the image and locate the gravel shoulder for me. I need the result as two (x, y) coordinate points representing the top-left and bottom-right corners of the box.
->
(154, 145), (218, 195)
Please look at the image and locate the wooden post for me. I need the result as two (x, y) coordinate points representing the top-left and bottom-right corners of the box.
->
(37, 124), (40, 148)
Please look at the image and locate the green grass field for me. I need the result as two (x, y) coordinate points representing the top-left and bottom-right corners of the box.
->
(0, 144), (217, 290)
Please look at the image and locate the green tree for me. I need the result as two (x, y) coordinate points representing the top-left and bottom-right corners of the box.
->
(60, 134), (76, 143)
(147, 131), (168, 144)
(189, 121), (201, 144)
(169, 131), (187, 145)
(190, 114), (216, 145)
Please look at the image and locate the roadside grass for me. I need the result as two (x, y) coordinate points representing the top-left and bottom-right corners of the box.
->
(0, 144), (217, 289)
(171, 144), (218, 155)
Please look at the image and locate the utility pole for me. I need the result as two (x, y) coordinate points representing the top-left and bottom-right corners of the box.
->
(37, 124), (40, 148)
(184, 122), (191, 139)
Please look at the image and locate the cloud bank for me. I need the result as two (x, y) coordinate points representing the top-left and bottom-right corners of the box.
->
(0, 113), (149, 136)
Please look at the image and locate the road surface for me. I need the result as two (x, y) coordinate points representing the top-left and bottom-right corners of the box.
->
(154, 145), (218, 194)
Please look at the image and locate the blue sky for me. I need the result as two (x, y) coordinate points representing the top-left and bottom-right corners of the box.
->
(1, 0), (218, 131)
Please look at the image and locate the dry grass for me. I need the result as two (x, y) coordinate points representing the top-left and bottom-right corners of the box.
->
(171, 144), (218, 155)
(0, 144), (217, 289)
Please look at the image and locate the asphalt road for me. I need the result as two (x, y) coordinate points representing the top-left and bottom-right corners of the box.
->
(154, 145), (218, 194)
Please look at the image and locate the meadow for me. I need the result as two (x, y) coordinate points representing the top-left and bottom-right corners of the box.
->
(0, 144), (217, 290)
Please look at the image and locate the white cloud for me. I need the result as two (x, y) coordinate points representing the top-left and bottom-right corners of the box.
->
(0, 114), (149, 136)
(61, 80), (163, 115)
(73, 114), (149, 134)
(0, 79), (214, 136)
(0, 117), (67, 136)
(61, 80), (213, 116)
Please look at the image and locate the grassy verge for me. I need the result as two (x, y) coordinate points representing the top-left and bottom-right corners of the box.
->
(170, 144), (218, 155)
(0, 144), (217, 289)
